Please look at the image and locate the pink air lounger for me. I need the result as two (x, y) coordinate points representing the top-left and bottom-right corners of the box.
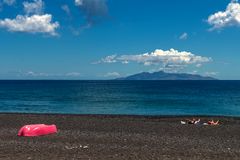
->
(18, 124), (57, 137)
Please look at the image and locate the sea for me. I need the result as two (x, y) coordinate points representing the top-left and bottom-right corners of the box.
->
(0, 80), (240, 116)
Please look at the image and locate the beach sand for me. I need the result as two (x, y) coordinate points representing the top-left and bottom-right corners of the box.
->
(0, 114), (240, 160)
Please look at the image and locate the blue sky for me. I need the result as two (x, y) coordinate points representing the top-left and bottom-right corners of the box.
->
(0, 0), (240, 79)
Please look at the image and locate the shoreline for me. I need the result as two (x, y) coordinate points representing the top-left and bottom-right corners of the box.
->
(1, 113), (240, 159)
(1, 112), (240, 118)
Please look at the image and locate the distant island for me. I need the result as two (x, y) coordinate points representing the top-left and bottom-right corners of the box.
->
(114, 71), (217, 80)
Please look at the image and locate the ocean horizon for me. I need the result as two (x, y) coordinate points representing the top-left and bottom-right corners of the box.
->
(0, 80), (240, 116)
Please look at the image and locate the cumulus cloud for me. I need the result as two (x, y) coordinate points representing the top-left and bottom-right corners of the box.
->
(74, 0), (108, 29)
(0, 0), (59, 36)
(208, 0), (240, 30)
(99, 55), (117, 63)
(23, 0), (44, 15)
(179, 32), (188, 40)
(97, 48), (212, 71)
(104, 72), (120, 77)
(0, 14), (59, 35)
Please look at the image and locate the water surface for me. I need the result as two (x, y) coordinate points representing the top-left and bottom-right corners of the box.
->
(0, 80), (240, 116)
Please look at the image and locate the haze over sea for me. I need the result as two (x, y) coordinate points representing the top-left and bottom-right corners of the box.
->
(0, 80), (240, 116)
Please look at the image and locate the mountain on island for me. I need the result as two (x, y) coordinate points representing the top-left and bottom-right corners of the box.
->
(115, 71), (217, 80)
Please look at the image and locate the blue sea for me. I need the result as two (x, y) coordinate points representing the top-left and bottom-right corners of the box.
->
(0, 80), (240, 116)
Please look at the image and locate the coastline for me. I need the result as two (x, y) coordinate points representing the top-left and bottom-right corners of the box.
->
(0, 113), (240, 159)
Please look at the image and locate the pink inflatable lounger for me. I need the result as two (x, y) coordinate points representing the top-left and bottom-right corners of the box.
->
(18, 124), (57, 137)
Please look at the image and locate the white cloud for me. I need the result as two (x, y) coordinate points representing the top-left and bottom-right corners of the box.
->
(0, 0), (59, 36)
(65, 72), (81, 77)
(104, 72), (120, 77)
(0, 71), (85, 79)
(97, 49), (211, 71)
(205, 72), (218, 76)
(189, 70), (198, 75)
(0, 14), (59, 36)
(208, 0), (240, 30)
(179, 32), (188, 40)
(3, 0), (15, 6)
(26, 71), (49, 77)
(196, 63), (202, 68)
(24, 71), (81, 77)
(23, 0), (44, 15)
(99, 55), (117, 63)
(75, 0), (83, 6)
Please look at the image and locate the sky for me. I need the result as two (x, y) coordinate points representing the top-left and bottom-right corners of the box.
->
(0, 0), (240, 80)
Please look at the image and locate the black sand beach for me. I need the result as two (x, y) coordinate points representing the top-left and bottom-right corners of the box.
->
(0, 114), (240, 160)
